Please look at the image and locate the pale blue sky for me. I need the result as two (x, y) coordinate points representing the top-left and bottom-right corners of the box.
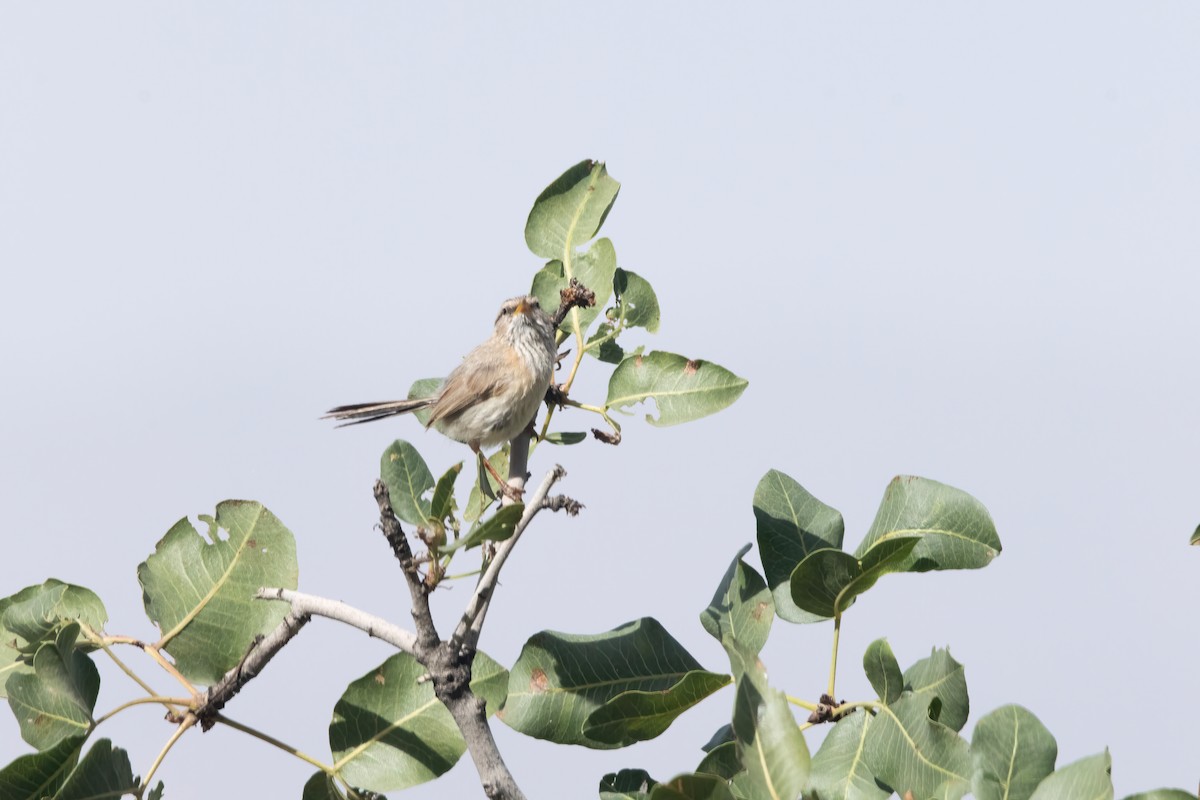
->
(2, 4), (1198, 798)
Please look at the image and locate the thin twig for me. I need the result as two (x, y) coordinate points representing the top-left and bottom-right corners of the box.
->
(375, 480), (441, 649)
(450, 466), (566, 652)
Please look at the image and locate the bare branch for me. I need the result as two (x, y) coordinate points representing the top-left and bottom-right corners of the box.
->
(374, 479), (441, 648)
(254, 588), (418, 653)
(550, 277), (596, 330)
(451, 466), (566, 652)
(195, 608), (309, 731)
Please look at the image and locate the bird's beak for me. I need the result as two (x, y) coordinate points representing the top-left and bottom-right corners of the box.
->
(514, 298), (530, 316)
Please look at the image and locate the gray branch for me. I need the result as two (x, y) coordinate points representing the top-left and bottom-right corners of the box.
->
(254, 588), (418, 653)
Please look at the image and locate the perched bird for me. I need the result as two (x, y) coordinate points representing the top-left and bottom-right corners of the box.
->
(325, 295), (558, 499)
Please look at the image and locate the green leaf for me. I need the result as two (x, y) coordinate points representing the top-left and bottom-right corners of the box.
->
(525, 160), (621, 259)
(600, 768), (658, 800)
(302, 772), (345, 800)
(700, 544), (773, 676)
(863, 639), (903, 705)
(607, 351), (748, 427)
(0, 581), (106, 697)
(330, 650), (506, 793)
(613, 268), (660, 333)
(649, 773), (735, 800)
(407, 377), (442, 427)
(853, 476), (1001, 572)
(1029, 750), (1113, 800)
(147, 781), (165, 800)
(380, 440), (435, 527)
(789, 538), (920, 619)
(862, 694), (971, 799)
(0, 735), (84, 800)
(752, 470), (845, 624)
(702, 724), (735, 752)
(429, 462), (462, 526)
(1, 580), (107, 700)
(696, 741), (741, 780)
(137, 500), (298, 685)
(808, 711), (890, 800)
(465, 447), (508, 522)
(545, 431), (588, 445)
(531, 237), (617, 334)
(56, 739), (137, 800)
(729, 662), (810, 800)
(501, 617), (717, 749)
(971, 705), (1057, 800)
(1123, 792), (1199, 800)
(450, 504), (525, 552)
(6, 625), (98, 750)
(1191, 524), (1200, 546)
(586, 322), (628, 364)
(583, 670), (731, 747)
(903, 647), (969, 733)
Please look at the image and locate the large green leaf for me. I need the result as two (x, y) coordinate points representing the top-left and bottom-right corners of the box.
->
(853, 476), (1001, 572)
(862, 694), (971, 799)
(606, 351), (747, 427)
(903, 647), (969, 733)
(6, 625), (98, 751)
(753, 470), (845, 624)
(525, 160), (621, 260)
(1123, 792), (1199, 800)
(650, 773), (735, 800)
(807, 711), (889, 800)
(0, 735), (83, 800)
(380, 440), (435, 528)
(1029, 751), (1113, 800)
(330, 651), (506, 793)
(601, 768), (659, 800)
(1, 580), (106, 699)
(1191, 524), (1200, 546)
(583, 670), (731, 747)
(730, 662), (809, 800)
(501, 617), (717, 749)
(700, 544), (773, 675)
(789, 538), (919, 619)
(971, 705), (1057, 800)
(863, 639), (903, 705)
(531, 237), (617, 334)
(137, 500), (298, 685)
(56, 739), (137, 800)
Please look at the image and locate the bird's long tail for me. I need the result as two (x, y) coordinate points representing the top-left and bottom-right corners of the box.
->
(323, 398), (435, 427)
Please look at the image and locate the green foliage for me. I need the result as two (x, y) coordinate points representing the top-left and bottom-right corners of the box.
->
(971, 705), (1057, 800)
(753, 469), (845, 624)
(730, 661), (810, 800)
(606, 352), (748, 427)
(500, 618), (728, 749)
(853, 476), (1001, 573)
(700, 544), (774, 677)
(329, 651), (507, 793)
(1029, 751), (1113, 800)
(138, 500), (298, 685)
(862, 638), (902, 705)
(0, 580), (106, 700)
(6, 625), (98, 751)
(1, 159), (1187, 800)
(380, 440), (436, 527)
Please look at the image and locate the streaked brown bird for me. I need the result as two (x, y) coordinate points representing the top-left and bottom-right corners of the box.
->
(324, 295), (558, 499)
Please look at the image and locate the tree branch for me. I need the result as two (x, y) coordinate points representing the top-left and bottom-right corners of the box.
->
(451, 466), (567, 652)
(253, 588), (418, 653)
(374, 479), (441, 649)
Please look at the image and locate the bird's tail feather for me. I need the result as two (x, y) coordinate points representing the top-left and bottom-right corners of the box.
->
(323, 398), (435, 427)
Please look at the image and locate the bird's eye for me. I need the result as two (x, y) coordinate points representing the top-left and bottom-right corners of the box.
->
(502, 307), (512, 315)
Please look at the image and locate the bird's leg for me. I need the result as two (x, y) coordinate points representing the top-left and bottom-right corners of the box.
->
(472, 443), (524, 501)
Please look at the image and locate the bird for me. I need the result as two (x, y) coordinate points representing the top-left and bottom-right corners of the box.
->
(324, 295), (559, 500)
